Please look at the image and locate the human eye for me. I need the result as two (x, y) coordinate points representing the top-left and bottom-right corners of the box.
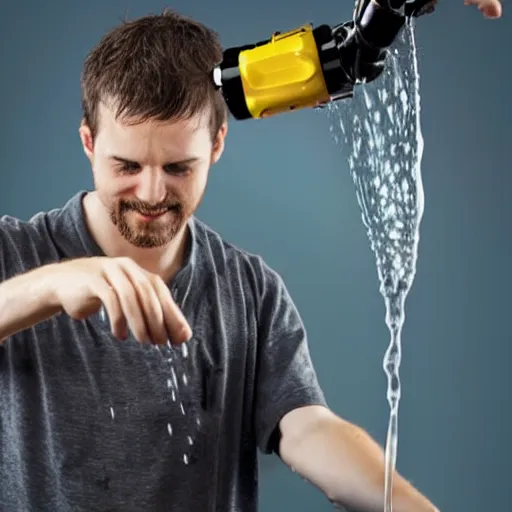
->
(163, 164), (191, 176)
(116, 160), (141, 175)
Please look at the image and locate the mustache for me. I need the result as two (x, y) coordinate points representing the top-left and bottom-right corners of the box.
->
(119, 199), (182, 215)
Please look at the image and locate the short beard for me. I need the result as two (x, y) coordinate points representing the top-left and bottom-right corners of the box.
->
(110, 197), (185, 248)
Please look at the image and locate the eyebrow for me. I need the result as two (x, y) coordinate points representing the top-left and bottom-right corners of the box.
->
(109, 156), (199, 166)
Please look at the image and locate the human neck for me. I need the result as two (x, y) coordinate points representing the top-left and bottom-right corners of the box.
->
(83, 192), (188, 283)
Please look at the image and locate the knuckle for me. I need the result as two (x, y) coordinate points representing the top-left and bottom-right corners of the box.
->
(138, 272), (154, 289)
(147, 272), (163, 290)
(147, 272), (159, 283)
(105, 284), (117, 297)
(134, 278), (155, 302)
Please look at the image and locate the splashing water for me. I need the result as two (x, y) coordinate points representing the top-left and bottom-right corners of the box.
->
(327, 20), (424, 511)
(159, 340), (194, 465)
(98, 307), (195, 465)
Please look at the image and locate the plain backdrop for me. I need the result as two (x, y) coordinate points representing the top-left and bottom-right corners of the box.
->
(0, 1), (510, 510)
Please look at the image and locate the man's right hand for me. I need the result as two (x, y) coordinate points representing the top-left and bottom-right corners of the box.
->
(49, 257), (191, 345)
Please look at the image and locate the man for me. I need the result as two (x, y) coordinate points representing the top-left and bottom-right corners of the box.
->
(0, 3), (502, 511)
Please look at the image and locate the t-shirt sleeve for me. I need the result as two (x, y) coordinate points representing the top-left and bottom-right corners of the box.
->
(0, 215), (47, 284)
(0, 218), (12, 282)
(0, 216), (30, 282)
(253, 262), (328, 455)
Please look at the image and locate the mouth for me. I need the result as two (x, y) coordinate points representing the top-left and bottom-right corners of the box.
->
(134, 210), (169, 221)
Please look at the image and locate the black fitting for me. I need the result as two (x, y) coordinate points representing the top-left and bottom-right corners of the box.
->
(356, 1), (406, 50)
(215, 44), (256, 120)
(312, 24), (354, 101)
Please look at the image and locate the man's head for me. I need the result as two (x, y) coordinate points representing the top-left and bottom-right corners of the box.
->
(79, 10), (228, 249)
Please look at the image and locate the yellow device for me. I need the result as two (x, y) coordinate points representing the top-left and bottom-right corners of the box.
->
(236, 25), (331, 118)
(214, 23), (353, 120)
(213, 0), (437, 120)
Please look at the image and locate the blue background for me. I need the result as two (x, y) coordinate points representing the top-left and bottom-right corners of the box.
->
(0, 1), (510, 510)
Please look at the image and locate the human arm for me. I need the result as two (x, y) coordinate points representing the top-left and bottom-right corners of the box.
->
(252, 264), (328, 456)
(278, 405), (439, 512)
(252, 263), (437, 510)
(0, 264), (63, 343)
(0, 257), (191, 344)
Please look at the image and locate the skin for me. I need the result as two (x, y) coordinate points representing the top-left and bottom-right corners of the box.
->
(79, 101), (227, 276)
(464, 0), (502, 18)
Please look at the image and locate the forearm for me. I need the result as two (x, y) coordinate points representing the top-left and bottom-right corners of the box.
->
(280, 413), (438, 512)
(0, 264), (61, 342)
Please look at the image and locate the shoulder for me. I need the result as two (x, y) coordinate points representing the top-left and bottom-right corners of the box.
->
(0, 210), (50, 240)
(0, 202), (64, 244)
(0, 208), (62, 277)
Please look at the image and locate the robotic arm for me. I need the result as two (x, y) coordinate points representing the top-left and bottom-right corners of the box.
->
(213, 0), (437, 120)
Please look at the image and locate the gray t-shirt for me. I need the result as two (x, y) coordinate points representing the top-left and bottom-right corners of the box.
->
(0, 191), (327, 512)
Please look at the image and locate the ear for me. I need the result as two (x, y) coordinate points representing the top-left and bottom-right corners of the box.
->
(78, 119), (94, 163)
(211, 122), (228, 165)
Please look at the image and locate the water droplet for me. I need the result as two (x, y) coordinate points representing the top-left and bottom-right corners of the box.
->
(181, 343), (188, 358)
(171, 390), (176, 402)
(171, 366), (178, 390)
(183, 454), (189, 465)
(182, 373), (188, 386)
(167, 378), (172, 389)
(186, 436), (193, 446)
(180, 402), (186, 415)
(167, 423), (173, 436)
(110, 407), (115, 419)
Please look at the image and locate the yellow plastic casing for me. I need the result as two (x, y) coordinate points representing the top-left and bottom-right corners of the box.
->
(238, 25), (330, 118)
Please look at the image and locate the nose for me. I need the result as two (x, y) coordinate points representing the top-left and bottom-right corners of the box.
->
(135, 168), (167, 205)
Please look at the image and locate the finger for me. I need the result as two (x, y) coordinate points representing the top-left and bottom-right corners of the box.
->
(151, 277), (192, 344)
(119, 259), (168, 345)
(464, 0), (502, 18)
(484, 1), (502, 18)
(104, 260), (150, 343)
(90, 277), (127, 339)
(478, 0), (501, 17)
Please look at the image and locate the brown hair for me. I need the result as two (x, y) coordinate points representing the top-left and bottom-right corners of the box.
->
(81, 9), (227, 140)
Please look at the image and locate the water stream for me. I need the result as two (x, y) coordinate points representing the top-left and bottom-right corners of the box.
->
(327, 19), (425, 511)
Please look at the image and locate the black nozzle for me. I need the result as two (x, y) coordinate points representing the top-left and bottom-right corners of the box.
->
(356, 1), (407, 49)
(331, 0), (403, 87)
(353, 0), (438, 48)
(333, 0), (437, 86)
